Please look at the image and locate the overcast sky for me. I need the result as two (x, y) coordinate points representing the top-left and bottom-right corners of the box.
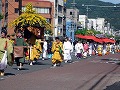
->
(100, 0), (120, 4)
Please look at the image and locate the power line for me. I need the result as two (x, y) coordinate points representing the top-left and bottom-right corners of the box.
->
(82, 4), (120, 8)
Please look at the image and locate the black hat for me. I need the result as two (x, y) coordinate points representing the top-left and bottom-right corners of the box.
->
(55, 37), (59, 40)
(1, 30), (7, 36)
(17, 29), (23, 33)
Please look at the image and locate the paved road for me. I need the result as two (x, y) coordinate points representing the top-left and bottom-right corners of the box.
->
(0, 53), (120, 90)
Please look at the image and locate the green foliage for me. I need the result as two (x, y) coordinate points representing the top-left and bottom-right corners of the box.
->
(75, 28), (102, 35)
(66, 0), (120, 30)
(75, 28), (87, 35)
(92, 30), (102, 35)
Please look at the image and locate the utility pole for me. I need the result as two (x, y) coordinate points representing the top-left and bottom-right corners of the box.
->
(19, 0), (22, 15)
(71, 0), (76, 42)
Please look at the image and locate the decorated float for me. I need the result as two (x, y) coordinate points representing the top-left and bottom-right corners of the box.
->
(10, 3), (51, 45)
(10, 3), (51, 62)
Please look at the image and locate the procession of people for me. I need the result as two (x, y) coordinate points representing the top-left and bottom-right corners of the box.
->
(0, 29), (120, 76)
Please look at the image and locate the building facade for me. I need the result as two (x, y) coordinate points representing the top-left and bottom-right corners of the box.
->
(88, 18), (106, 34)
(1, 0), (54, 34)
(96, 18), (105, 33)
(66, 8), (79, 42)
(1, 0), (66, 37)
(78, 15), (88, 29)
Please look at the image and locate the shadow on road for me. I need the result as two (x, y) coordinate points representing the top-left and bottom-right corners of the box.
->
(33, 62), (48, 65)
(104, 81), (120, 90)
(4, 73), (15, 76)
(13, 68), (29, 71)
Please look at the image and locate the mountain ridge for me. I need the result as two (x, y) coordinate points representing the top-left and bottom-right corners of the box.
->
(66, 0), (120, 30)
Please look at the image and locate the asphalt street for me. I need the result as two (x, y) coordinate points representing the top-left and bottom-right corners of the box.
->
(0, 53), (120, 90)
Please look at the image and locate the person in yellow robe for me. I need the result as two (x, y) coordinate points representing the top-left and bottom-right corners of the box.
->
(0, 31), (13, 76)
(29, 39), (42, 65)
(51, 37), (63, 67)
(97, 44), (103, 56)
(7, 34), (15, 45)
(106, 44), (110, 55)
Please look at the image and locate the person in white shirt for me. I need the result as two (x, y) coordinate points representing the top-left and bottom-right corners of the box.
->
(63, 38), (73, 63)
(103, 43), (107, 55)
(88, 42), (93, 56)
(42, 39), (47, 60)
(75, 41), (84, 59)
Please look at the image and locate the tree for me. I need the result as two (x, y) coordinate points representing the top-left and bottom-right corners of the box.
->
(86, 30), (94, 35)
(75, 28), (87, 35)
(75, 28), (103, 36)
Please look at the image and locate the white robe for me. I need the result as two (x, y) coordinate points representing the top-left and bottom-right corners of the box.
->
(63, 41), (73, 60)
(0, 50), (7, 70)
(89, 43), (93, 55)
(75, 43), (84, 54)
(43, 41), (47, 58)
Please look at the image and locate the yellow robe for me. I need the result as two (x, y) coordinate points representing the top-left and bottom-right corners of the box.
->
(106, 44), (110, 55)
(51, 41), (63, 64)
(30, 39), (42, 61)
(97, 45), (102, 56)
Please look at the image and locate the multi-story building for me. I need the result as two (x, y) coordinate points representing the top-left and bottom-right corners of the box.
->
(96, 18), (105, 33)
(1, 0), (66, 37)
(78, 15), (88, 29)
(54, 0), (65, 37)
(38, 0), (66, 37)
(88, 18), (106, 34)
(1, 0), (54, 34)
(66, 8), (79, 42)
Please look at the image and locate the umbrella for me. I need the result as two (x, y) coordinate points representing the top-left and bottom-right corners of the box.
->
(83, 35), (96, 40)
(83, 35), (103, 43)
(93, 37), (103, 43)
(75, 34), (85, 39)
(75, 34), (103, 43)
(102, 38), (115, 43)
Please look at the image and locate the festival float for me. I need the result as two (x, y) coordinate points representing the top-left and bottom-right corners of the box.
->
(10, 3), (51, 62)
(10, 3), (51, 45)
